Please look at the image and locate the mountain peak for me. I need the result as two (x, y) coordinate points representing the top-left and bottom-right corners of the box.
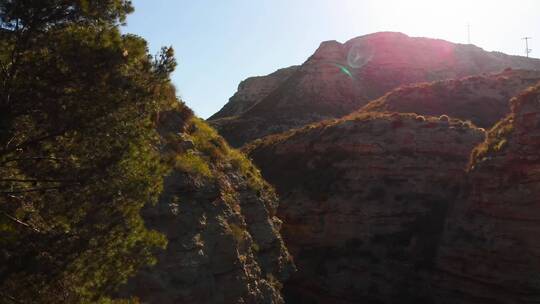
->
(209, 33), (540, 147)
(312, 40), (343, 59)
(346, 31), (410, 42)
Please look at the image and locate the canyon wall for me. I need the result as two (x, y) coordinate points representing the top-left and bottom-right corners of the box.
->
(246, 112), (485, 303)
(433, 84), (540, 303)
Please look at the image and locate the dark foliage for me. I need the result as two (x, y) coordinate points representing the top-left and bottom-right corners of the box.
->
(0, 1), (184, 302)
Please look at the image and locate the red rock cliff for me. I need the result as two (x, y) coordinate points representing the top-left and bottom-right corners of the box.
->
(245, 112), (485, 303)
(433, 83), (540, 303)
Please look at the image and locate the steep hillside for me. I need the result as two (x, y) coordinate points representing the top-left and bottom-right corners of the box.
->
(245, 112), (485, 303)
(433, 84), (540, 303)
(209, 66), (299, 120)
(362, 69), (540, 128)
(119, 103), (294, 304)
(210, 32), (540, 147)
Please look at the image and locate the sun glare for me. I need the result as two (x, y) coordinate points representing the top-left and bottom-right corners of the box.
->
(354, 0), (517, 49)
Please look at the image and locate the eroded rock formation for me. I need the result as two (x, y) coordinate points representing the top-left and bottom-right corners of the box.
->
(245, 112), (485, 303)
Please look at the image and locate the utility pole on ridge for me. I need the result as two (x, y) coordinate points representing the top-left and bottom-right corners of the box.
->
(522, 37), (532, 57)
(467, 23), (471, 44)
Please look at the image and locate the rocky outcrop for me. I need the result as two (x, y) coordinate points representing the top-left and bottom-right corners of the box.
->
(210, 32), (540, 147)
(243, 82), (540, 303)
(245, 112), (485, 303)
(362, 69), (540, 128)
(119, 106), (294, 304)
(433, 83), (540, 303)
(209, 66), (298, 120)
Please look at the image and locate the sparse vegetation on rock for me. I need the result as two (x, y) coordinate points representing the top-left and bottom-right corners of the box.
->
(118, 109), (294, 304)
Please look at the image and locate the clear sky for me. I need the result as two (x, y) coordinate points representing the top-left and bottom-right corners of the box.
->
(123, 0), (540, 118)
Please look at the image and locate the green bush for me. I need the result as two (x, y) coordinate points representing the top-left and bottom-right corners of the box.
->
(229, 223), (246, 244)
(470, 115), (514, 168)
(173, 152), (213, 178)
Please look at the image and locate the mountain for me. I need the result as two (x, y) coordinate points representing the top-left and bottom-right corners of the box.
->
(209, 32), (540, 147)
(245, 112), (485, 303)
(119, 104), (294, 303)
(361, 68), (540, 128)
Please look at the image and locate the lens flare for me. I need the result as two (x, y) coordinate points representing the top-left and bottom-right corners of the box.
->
(347, 42), (373, 69)
(333, 63), (354, 78)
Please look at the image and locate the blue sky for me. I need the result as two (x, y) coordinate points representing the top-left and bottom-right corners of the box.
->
(124, 0), (540, 118)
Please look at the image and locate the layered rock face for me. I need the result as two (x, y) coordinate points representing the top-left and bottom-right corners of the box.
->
(210, 32), (540, 147)
(209, 66), (298, 120)
(362, 69), (540, 128)
(433, 84), (540, 303)
(245, 113), (485, 303)
(120, 108), (294, 303)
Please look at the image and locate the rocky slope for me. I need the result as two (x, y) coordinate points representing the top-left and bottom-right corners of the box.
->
(361, 69), (540, 128)
(245, 112), (485, 303)
(433, 84), (540, 303)
(119, 103), (294, 303)
(210, 32), (540, 147)
(209, 66), (298, 120)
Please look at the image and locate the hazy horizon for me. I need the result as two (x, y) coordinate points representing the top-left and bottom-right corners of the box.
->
(124, 0), (540, 118)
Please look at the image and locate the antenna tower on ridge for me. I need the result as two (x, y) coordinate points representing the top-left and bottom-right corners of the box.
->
(522, 37), (532, 57)
(467, 23), (471, 44)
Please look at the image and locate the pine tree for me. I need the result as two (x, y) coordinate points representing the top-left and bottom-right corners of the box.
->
(0, 1), (182, 302)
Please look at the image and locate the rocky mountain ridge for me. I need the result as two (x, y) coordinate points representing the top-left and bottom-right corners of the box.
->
(210, 32), (540, 147)
(361, 68), (540, 128)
